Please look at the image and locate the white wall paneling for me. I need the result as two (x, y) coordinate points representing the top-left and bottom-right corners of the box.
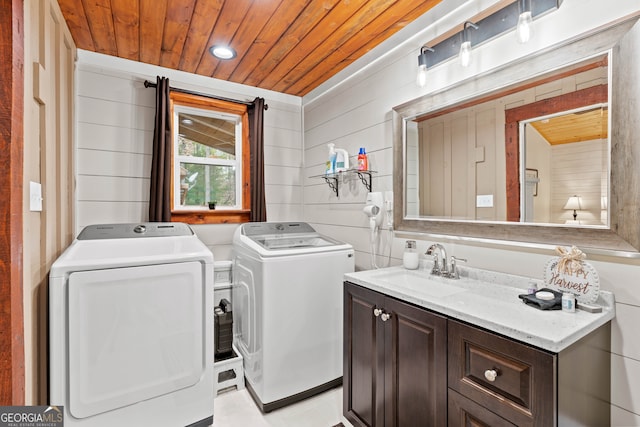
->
(23, 0), (76, 404)
(75, 53), (303, 250)
(303, 0), (640, 422)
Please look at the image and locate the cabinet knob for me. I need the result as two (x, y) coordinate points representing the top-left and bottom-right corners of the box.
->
(484, 369), (498, 382)
(381, 313), (391, 322)
(373, 308), (383, 317)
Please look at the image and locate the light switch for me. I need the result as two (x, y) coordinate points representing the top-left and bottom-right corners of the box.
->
(476, 194), (494, 208)
(30, 181), (43, 211)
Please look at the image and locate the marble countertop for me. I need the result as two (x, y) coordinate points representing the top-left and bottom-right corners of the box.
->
(344, 265), (615, 353)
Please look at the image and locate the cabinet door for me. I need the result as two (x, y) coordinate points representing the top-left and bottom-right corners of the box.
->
(384, 297), (448, 427)
(344, 283), (385, 427)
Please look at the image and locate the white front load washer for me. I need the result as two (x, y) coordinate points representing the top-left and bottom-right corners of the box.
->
(49, 223), (214, 427)
(232, 222), (354, 412)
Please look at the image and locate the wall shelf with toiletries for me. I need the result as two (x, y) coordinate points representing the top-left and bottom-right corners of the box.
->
(311, 170), (376, 197)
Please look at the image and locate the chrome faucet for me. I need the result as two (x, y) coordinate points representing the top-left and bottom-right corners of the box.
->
(425, 243), (448, 277)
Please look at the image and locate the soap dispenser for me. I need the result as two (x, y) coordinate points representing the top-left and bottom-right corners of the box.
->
(403, 240), (419, 270)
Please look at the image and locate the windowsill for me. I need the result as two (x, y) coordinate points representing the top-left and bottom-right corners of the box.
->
(171, 209), (250, 224)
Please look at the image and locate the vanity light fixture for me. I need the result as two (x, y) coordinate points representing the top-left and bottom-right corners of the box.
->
(416, 46), (434, 87)
(516, 0), (534, 43)
(459, 21), (478, 67)
(413, 0), (560, 74)
(563, 195), (583, 220)
(209, 45), (237, 60)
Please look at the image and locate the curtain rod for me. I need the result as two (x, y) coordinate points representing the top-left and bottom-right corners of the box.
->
(143, 80), (268, 110)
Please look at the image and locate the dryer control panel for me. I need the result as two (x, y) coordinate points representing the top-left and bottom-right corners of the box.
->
(77, 222), (193, 240)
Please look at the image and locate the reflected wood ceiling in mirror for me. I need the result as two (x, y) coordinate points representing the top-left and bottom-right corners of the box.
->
(530, 107), (608, 145)
(57, 0), (442, 96)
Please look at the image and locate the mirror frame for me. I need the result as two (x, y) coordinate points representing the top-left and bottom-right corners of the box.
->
(392, 16), (640, 256)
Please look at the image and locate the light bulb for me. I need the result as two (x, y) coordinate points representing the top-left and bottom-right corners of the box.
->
(516, 11), (533, 43)
(459, 41), (472, 67)
(416, 65), (427, 87)
(209, 45), (237, 60)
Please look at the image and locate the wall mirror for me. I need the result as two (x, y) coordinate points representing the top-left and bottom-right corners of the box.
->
(393, 16), (640, 255)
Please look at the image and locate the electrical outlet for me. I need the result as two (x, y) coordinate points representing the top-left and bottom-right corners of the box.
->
(476, 194), (494, 208)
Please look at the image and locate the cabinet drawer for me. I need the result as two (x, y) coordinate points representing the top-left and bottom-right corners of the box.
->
(448, 389), (517, 427)
(448, 320), (555, 426)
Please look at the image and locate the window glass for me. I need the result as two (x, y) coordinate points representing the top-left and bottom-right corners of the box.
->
(169, 91), (251, 224)
(173, 107), (242, 210)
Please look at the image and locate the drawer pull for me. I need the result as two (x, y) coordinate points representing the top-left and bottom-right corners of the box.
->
(381, 312), (391, 322)
(484, 369), (499, 382)
(373, 308), (383, 317)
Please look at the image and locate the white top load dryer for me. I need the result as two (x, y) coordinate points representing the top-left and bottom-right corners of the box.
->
(49, 223), (214, 427)
(232, 222), (354, 412)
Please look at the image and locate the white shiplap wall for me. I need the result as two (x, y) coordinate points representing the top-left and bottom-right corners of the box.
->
(75, 52), (302, 260)
(302, 0), (640, 424)
(550, 138), (607, 224)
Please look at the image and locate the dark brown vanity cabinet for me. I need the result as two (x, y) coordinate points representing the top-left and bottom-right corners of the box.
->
(344, 282), (611, 427)
(343, 282), (448, 427)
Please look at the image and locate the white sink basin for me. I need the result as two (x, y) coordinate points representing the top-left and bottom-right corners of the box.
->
(366, 269), (468, 298)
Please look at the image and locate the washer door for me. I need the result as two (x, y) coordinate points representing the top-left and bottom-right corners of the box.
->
(67, 262), (205, 419)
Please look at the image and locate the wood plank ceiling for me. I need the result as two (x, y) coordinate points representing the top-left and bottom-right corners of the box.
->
(57, 0), (443, 97)
(530, 107), (608, 145)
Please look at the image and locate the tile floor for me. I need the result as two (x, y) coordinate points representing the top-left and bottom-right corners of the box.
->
(212, 386), (354, 427)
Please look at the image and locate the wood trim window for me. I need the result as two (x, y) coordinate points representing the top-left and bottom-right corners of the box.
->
(169, 92), (251, 224)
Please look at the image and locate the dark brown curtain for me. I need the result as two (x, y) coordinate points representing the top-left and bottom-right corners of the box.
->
(149, 76), (172, 222)
(248, 97), (266, 222)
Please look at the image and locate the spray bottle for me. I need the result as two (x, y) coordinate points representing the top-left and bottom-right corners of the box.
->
(326, 143), (337, 174)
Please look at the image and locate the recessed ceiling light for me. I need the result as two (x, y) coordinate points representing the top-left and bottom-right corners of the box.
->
(209, 45), (237, 60)
(181, 118), (194, 125)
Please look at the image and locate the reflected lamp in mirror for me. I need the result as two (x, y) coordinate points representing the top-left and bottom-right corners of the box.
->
(564, 195), (583, 221)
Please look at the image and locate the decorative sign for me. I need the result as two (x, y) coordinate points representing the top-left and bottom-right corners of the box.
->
(543, 246), (600, 303)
